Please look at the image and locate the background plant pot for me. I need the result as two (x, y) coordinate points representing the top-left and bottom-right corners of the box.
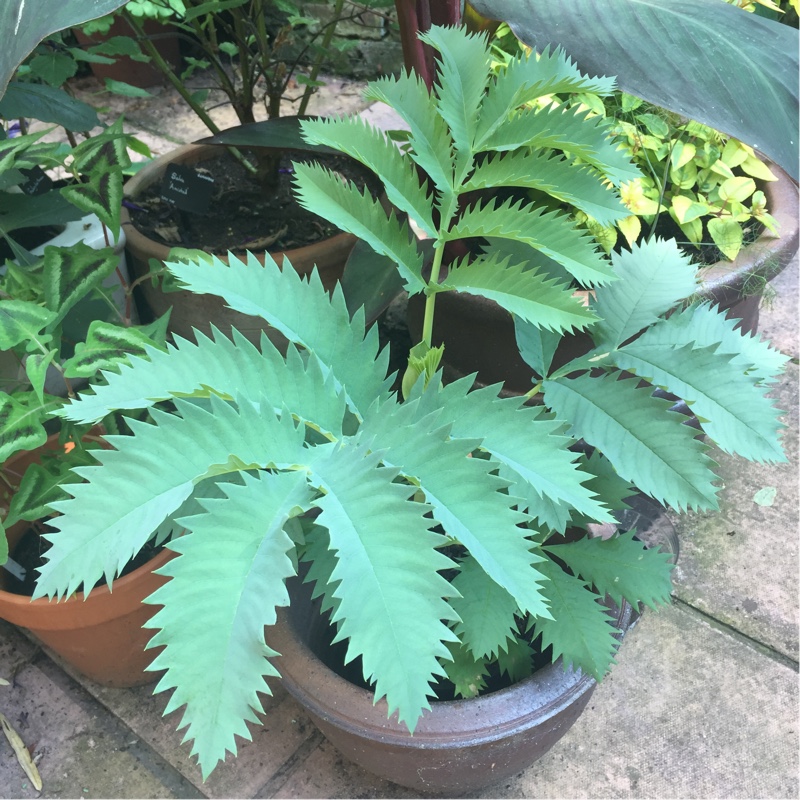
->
(407, 161), (799, 396)
(0, 435), (169, 688)
(72, 16), (180, 89)
(122, 142), (360, 345)
(269, 574), (633, 795)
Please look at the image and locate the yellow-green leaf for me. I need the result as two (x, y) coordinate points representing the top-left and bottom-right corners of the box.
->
(671, 140), (697, 170)
(708, 216), (744, 260)
(739, 155), (778, 182)
(719, 176), (756, 203)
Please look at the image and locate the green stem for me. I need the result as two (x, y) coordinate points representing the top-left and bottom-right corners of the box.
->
(297, 0), (346, 117)
(421, 242), (445, 347)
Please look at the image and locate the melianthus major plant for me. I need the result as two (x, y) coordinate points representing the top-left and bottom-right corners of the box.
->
(33, 26), (786, 778)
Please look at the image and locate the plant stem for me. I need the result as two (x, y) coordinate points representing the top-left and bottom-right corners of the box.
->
(297, 0), (346, 116)
(421, 242), (445, 347)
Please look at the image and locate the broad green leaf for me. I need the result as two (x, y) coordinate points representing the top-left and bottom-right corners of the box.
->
(477, 47), (617, 149)
(450, 556), (519, 659)
(463, 149), (629, 227)
(612, 334), (786, 463)
(532, 557), (621, 680)
(0, 392), (48, 464)
(707, 217), (744, 260)
(545, 530), (674, 612)
(42, 242), (118, 324)
(0, 83), (101, 131)
(24, 349), (57, 404)
(308, 441), (459, 732)
(544, 372), (720, 511)
(62, 322), (164, 379)
(28, 52), (77, 87)
(590, 238), (698, 349)
(447, 196), (614, 287)
(34, 396), (308, 599)
(0, 300), (56, 350)
(299, 116), (436, 236)
(718, 176), (757, 203)
(483, 103), (641, 186)
(145, 470), (312, 779)
(359, 396), (551, 620)
(470, 0), (799, 180)
(292, 161), (425, 294)
(442, 254), (597, 333)
(0, 190), (84, 234)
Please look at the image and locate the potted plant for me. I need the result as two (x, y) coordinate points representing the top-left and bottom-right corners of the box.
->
(31, 26), (787, 791)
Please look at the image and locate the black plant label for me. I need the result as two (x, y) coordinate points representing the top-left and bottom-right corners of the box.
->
(160, 163), (214, 213)
(19, 166), (53, 195)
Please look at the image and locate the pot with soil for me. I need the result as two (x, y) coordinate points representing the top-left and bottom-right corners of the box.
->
(122, 133), (382, 344)
(269, 572), (633, 795)
(407, 160), (799, 396)
(0, 434), (171, 688)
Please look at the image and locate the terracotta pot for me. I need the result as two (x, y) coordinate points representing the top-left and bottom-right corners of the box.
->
(122, 142), (361, 345)
(407, 161), (799, 395)
(269, 574), (633, 794)
(0, 435), (170, 687)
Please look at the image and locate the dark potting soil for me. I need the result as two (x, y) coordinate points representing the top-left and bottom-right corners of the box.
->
(3, 524), (162, 597)
(127, 149), (383, 255)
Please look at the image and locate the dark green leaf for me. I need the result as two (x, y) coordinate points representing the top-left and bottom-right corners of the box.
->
(0, 82), (100, 131)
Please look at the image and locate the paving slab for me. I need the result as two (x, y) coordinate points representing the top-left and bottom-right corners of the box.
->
(668, 363), (799, 660)
(759, 258), (799, 359)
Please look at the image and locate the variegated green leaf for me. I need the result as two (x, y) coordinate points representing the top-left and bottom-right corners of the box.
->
(145, 470), (312, 779)
(24, 349), (57, 404)
(62, 322), (165, 379)
(292, 161), (425, 293)
(0, 300), (55, 349)
(0, 392), (49, 464)
(544, 372), (719, 511)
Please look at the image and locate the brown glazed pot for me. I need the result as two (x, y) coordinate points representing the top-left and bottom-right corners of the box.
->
(270, 575), (633, 795)
(407, 160), (799, 395)
(0, 436), (170, 687)
(122, 142), (360, 345)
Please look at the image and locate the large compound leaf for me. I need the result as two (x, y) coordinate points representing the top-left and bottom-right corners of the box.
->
(163, 253), (392, 416)
(476, 46), (617, 149)
(544, 372), (720, 511)
(292, 162), (425, 293)
(299, 116), (436, 236)
(442, 254), (597, 333)
(308, 441), (459, 732)
(0, 0), (127, 98)
(463, 150), (629, 227)
(470, 0), (799, 180)
(359, 396), (551, 620)
(34, 396), (308, 599)
(447, 196), (614, 286)
(545, 530), (674, 612)
(590, 238), (699, 350)
(145, 471), (312, 779)
(59, 328), (348, 440)
(532, 557), (621, 680)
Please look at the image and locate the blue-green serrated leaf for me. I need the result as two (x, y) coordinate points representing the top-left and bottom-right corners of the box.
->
(533, 557), (621, 680)
(544, 372), (720, 511)
(62, 322), (163, 379)
(419, 26), (490, 167)
(308, 441), (459, 732)
(157, 252), (392, 417)
(450, 556), (519, 659)
(590, 238), (699, 349)
(0, 392), (48, 464)
(0, 300), (55, 349)
(545, 530), (673, 612)
(58, 327), (347, 439)
(415, 377), (613, 528)
(292, 161), (425, 293)
(477, 47), (616, 149)
(484, 104), (640, 186)
(34, 395), (308, 600)
(463, 150), (628, 227)
(359, 397), (550, 620)
(364, 72), (457, 215)
(442, 254), (597, 333)
(571, 451), (635, 523)
(299, 116), (436, 236)
(612, 337), (786, 463)
(300, 523), (342, 620)
(447, 196), (614, 286)
(514, 316), (561, 378)
(650, 302), (789, 385)
(496, 634), (535, 684)
(42, 242), (118, 324)
(145, 470), (312, 779)
(442, 641), (489, 699)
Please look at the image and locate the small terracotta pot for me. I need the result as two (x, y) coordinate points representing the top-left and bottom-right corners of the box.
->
(407, 160), (799, 395)
(270, 575), (633, 795)
(0, 435), (169, 687)
(122, 142), (360, 345)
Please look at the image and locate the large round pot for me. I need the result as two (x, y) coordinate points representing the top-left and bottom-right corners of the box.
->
(269, 575), (633, 795)
(122, 142), (361, 345)
(0, 435), (170, 687)
(408, 160), (799, 395)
